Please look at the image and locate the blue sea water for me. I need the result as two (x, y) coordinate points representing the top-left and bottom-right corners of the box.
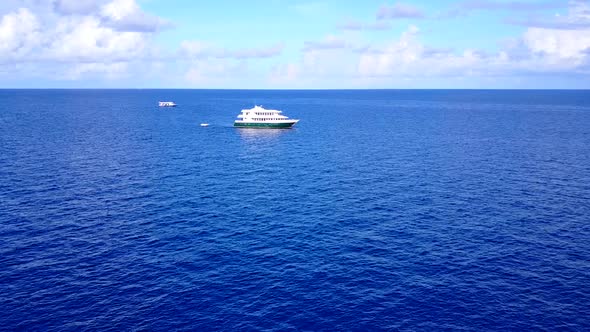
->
(1, 89), (589, 331)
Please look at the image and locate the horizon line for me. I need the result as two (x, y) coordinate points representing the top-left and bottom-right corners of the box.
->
(1, 88), (589, 91)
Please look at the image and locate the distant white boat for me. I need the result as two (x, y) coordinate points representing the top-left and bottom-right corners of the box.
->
(200, 123), (209, 127)
(159, 101), (177, 107)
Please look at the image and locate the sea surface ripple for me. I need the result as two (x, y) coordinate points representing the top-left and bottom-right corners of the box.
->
(1, 89), (589, 331)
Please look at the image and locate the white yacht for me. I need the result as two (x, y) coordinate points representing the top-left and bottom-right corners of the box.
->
(234, 105), (299, 128)
(159, 101), (177, 107)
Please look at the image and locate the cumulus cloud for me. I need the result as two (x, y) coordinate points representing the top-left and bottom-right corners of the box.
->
(270, 26), (461, 86)
(100, 0), (172, 32)
(358, 25), (432, 77)
(377, 3), (425, 20)
(517, 0), (590, 63)
(52, 0), (171, 32)
(523, 27), (590, 59)
(2, 0), (589, 87)
(358, 30), (495, 78)
(308, 2), (588, 83)
(0, 0), (169, 82)
(46, 15), (149, 62)
(357, 20), (589, 80)
(272, 3), (590, 88)
(0, 8), (41, 60)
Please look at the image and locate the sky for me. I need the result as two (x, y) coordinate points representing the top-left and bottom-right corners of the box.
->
(0, 0), (589, 88)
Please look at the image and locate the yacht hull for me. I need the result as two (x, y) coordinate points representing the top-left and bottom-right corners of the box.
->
(234, 121), (297, 128)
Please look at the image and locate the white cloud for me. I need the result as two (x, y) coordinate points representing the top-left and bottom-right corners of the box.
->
(0, 0), (166, 82)
(52, 0), (171, 32)
(2, 0), (589, 87)
(523, 27), (590, 59)
(518, 1), (590, 64)
(269, 14), (587, 87)
(0, 8), (41, 60)
(278, 1), (587, 85)
(357, 21), (589, 80)
(358, 25), (431, 77)
(45, 15), (149, 62)
(100, 0), (171, 32)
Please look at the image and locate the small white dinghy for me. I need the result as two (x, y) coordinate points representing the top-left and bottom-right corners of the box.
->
(159, 101), (177, 107)
(200, 123), (209, 127)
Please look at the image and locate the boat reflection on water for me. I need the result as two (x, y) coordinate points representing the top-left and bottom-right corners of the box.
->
(236, 127), (292, 144)
(236, 127), (290, 137)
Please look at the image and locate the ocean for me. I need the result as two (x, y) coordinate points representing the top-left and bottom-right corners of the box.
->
(1, 89), (589, 331)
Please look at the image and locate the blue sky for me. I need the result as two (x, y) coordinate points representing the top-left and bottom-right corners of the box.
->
(1, 0), (589, 88)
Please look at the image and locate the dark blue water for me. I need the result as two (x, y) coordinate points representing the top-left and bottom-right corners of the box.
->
(1, 89), (590, 331)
